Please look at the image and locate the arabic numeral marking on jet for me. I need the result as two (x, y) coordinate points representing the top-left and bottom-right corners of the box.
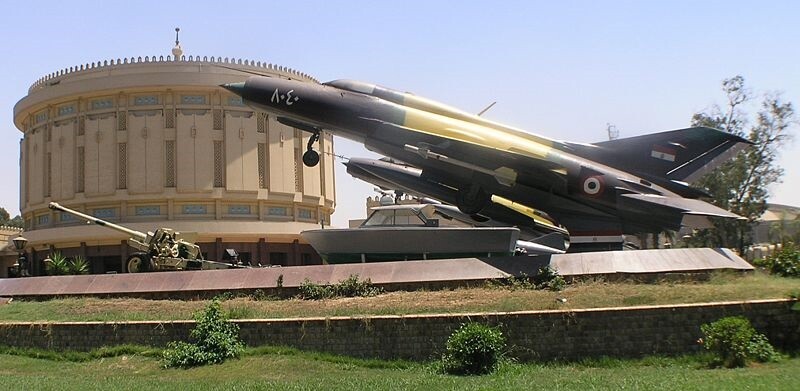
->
(271, 88), (300, 106)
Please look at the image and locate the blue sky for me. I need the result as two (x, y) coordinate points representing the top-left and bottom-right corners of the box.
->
(1, 1), (798, 227)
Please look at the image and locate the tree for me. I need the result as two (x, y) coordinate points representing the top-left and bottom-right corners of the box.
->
(0, 207), (23, 228)
(7, 215), (23, 228)
(688, 76), (795, 251)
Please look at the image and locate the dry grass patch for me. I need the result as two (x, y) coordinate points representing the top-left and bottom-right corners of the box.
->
(0, 271), (796, 322)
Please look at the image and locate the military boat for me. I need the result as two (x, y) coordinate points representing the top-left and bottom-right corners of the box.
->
(302, 204), (520, 263)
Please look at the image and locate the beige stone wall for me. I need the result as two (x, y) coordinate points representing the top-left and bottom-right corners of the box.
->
(0, 299), (795, 360)
(13, 57), (335, 262)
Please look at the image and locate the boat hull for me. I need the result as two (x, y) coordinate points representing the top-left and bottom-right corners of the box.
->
(301, 227), (520, 263)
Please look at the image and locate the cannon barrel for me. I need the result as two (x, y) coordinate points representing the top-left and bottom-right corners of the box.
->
(48, 202), (148, 241)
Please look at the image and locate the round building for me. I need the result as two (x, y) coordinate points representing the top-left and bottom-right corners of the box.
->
(13, 54), (336, 275)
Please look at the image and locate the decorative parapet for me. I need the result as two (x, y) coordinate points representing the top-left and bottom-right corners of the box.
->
(28, 55), (318, 93)
(0, 225), (24, 233)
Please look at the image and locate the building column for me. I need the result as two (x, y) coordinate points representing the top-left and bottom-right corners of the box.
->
(119, 240), (128, 271)
(29, 248), (38, 276)
(291, 239), (300, 266)
(257, 238), (268, 266)
(215, 238), (223, 262)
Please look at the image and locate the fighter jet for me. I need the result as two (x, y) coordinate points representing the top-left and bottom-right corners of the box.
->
(222, 76), (748, 235)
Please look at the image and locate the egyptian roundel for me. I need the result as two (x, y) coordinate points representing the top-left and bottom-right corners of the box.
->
(582, 175), (604, 196)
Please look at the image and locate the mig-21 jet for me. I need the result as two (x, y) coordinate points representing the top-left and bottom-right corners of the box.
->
(222, 76), (747, 235)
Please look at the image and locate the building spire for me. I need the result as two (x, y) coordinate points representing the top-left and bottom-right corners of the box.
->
(171, 27), (183, 60)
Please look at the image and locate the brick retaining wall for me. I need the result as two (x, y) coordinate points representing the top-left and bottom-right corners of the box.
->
(0, 299), (796, 361)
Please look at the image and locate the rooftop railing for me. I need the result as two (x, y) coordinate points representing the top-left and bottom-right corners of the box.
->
(28, 55), (318, 93)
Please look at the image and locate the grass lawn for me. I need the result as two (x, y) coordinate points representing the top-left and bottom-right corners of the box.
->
(0, 271), (797, 323)
(0, 347), (797, 390)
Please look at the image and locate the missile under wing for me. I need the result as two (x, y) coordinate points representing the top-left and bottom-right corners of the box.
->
(222, 76), (749, 235)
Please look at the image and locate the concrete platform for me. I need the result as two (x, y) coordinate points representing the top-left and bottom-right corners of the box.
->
(552, 247), (752, 275)
(0, 248), (753, 299)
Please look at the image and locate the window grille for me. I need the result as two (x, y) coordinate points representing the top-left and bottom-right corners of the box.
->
(91, 99), (113, 110)
(214, 141), (225, 187)
(117, 111), (127, 131)
(267, 207), (287, 216)
(165, 140), (176, 187)
(228, 205), (251, 215)
(118, 143), (127, 189)
(58, 105), (75, 116)
(134, 96), (159, 105)
(92, 208), (116, 219)
(213, 109), (223, 130)
(257, 113), (266, 133)
(181, 95), (206, 105)
(76, 147), (85, 192)
(164, 108), (175, 128)
(78, 116), (85, 135)
(182, 205), (207, 214)
(135, 206), (160, 216)
(258, 143), (266, 188)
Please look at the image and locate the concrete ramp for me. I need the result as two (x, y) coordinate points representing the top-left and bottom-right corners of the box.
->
(0, 248), (752, 298)
(551, 248), (752, 276)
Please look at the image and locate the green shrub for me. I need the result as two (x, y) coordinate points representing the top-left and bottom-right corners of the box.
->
(45, 252), (91, 276)
(755, 243), (799, 277)
(298, 279), (333, 300)
(333, 274), (381, 297)
(534, 266), (566, 291)
(700, 316), (778, 368)
(162, 299), (245, 368)
(45, 252), (70, 276)
(67, 255), (89, 275)
(489, 267), (566, 291)
(297, 275), (381, 300)
(747, 333), (780, 363)
(492, 272), (537, 290)
(441, 323), (506, 375)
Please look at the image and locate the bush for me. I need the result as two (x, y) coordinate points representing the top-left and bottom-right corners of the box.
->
(298, 279), (333, 300)
(333, 274), (381, 297)
(67, 255), (89, 275)
(44, 252), (70, 276)
(489, 267), (566, 291)
(45, 252), (90, 276)
(442, 323), (506, 375)
(747, 333), (780, 363)
(297, 274), (381, 300)
(536, 267), (566, 291)
(700, 316), (779, 368)
(755, 243), (799, 277)
(162, 299), (245, 368)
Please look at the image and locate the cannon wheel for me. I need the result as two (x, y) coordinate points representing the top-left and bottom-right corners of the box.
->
(126, 253), (153, 273)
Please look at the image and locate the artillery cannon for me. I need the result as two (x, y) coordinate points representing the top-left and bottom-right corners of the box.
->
(48, 202), (242, 273)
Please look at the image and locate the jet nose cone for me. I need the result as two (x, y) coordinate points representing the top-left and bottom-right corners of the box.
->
(220, 82), (246, 96)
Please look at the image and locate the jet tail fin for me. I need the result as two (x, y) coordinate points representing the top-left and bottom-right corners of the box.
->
(567, 127), (751, 184)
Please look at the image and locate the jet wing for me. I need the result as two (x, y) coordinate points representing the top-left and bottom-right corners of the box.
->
(620, 193), (742, 219)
